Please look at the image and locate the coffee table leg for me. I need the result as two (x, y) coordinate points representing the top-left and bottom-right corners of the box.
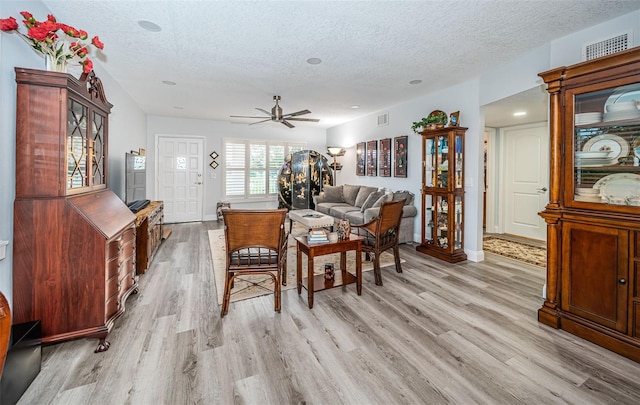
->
(340, 251), (347, 280)
(356, 248), (362, 295)
(308, 256), (314, 308)
(297, 247), (302, 294)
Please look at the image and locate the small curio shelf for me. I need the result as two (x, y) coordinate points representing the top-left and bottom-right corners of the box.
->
(416, 127), (467, 263)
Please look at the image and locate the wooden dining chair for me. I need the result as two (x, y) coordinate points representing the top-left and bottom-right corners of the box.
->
(220, 209), (288, 317)
(350, 199), (405, 286)
(0, 291), (11, 376)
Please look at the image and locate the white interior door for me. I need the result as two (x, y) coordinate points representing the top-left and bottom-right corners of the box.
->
(503, 123), (549, 240)
(157, 136), (204, 223)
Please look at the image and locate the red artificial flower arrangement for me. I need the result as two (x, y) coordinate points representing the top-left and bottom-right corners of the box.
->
(0, 11), (104, 74)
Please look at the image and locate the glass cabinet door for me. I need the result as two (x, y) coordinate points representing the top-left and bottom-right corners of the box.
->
(572, 83), (640, 207)
(423, 193), (434, 244)
(67, 98), (89, 190)
(454, 133), (463, 189)
(435, 195), (449, 248)
(436, 135), (448, 187)
(91, 111), (106, 187)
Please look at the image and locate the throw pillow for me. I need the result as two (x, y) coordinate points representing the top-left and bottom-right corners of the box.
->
(372, 192), (392, 208)
(342, 184), (361, 206)
(322, 185), (344, 203)
(393, 190), (413, 205)
(354, 186), (378, 207)
(360, 190), (385, 212)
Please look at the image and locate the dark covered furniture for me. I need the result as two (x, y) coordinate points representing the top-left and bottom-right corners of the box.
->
(220, 209), (288, 317)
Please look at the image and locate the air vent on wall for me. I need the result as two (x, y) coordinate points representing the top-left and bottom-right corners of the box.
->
(583, 31), (632, 61)
(377, 112), (389, 126)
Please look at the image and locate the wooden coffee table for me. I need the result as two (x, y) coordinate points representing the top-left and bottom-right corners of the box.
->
(295, 233), (363, 309)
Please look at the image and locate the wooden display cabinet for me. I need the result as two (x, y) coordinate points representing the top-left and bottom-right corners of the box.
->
(12, 68), (138, 352)
(539, 47), (640, 362)
(416, 127), (467, 263)
(135, 201), (164, 274)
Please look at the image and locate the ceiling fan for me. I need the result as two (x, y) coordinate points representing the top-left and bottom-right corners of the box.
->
(230, 95), (320, 128)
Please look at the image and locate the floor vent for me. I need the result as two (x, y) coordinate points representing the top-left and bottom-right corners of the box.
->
(583, 32), (631, 61)
(377, 112), (389, 126)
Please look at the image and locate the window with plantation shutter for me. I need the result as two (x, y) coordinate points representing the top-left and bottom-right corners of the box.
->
(223, 138), (305, 200)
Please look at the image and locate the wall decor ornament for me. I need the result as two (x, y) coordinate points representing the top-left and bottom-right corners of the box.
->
(0, 11), (105, 74)
(210, 151), (219, 169)
(356, 142), (366, 176)
(449, 111), (460, 127)
(379, 138), (392, 177)
(366, 140), (377, 176)
(394, 136), (408, 178)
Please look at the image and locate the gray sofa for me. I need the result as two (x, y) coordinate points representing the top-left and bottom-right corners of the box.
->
(312, 184), (417, 244)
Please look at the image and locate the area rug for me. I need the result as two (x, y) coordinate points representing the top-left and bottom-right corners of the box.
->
(483, 236), (546, 268)
(209, 227), (401, 305)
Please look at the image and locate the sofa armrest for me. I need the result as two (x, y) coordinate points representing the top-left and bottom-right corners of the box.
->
(313, 192), (326, 204)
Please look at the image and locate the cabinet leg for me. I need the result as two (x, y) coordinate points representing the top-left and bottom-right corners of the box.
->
(94, 339), (111, 353)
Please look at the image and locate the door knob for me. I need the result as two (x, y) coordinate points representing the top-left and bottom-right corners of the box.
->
(619, 279), (627, 285)
(537, 187), (547, 193)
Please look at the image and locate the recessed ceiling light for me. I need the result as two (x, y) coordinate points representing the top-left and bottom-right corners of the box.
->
(306, 57), (322, 65)
(350, 105), (360, 109)
(138, 20), (162, 32)
(513, 111), (527, 116)
(162, 80), (176, 86)
(409, 79), (422, 85)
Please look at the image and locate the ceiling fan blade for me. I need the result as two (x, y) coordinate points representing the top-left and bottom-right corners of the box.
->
(281, 120), (295, 128)
(286, 117), (320, 122)
(255, 107), (271, 116)
(249, 119), (272, 125)
(230, 115), (271, 119)
(283, 109), (311, 117)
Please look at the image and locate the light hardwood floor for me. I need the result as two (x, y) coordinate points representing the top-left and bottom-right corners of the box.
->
(17, 221), (640, 404)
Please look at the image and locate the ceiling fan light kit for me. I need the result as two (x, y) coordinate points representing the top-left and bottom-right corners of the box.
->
(230, 95), (320, 128)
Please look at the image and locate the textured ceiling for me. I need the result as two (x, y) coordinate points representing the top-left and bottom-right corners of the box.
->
(37, 0), (640, 129)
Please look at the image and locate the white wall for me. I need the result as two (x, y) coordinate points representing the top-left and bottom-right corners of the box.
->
(327, 80), (485, 260)
(0, 1), (147, 306)
(146, 116), (328, 219)
(327, 10), (640, 262)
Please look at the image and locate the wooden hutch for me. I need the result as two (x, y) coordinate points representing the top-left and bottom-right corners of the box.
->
(416, 127), (467, 263)
(539, 47), (640, 362)
(12, 68), (138, 352)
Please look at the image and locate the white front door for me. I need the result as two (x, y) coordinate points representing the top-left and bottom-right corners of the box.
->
(503, 123), (549, 240)
(157, 136), (204, 223)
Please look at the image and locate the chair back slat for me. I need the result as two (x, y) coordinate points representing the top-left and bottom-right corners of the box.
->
(377, 199), (404, 234)
(223, 209), (287, 252)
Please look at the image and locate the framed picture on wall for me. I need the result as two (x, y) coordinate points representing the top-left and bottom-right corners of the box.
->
(379, 138), (391, 177)
(356, 142), (366, 176)
(394, 136), (408, 178)
(366, 140), (377, 176)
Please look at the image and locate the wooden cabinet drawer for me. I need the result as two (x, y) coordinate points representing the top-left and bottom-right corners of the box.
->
(105, 295), (119, 319)
(106, 274), (120, 301)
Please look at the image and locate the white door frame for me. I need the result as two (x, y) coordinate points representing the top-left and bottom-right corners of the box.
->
(154, 134), (206, 223)
(485, 122), (549, 240)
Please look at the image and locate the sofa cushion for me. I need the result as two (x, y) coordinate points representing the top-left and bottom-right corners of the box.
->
(354, 186), (378, 207)
(342, 184), (361, 206)
(315, 202), (350, 215)
(360, 189), (385, 212)
(344, 210), (365, 225)
(321, 185), (344, 203)
(329, 205), (361, 219)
